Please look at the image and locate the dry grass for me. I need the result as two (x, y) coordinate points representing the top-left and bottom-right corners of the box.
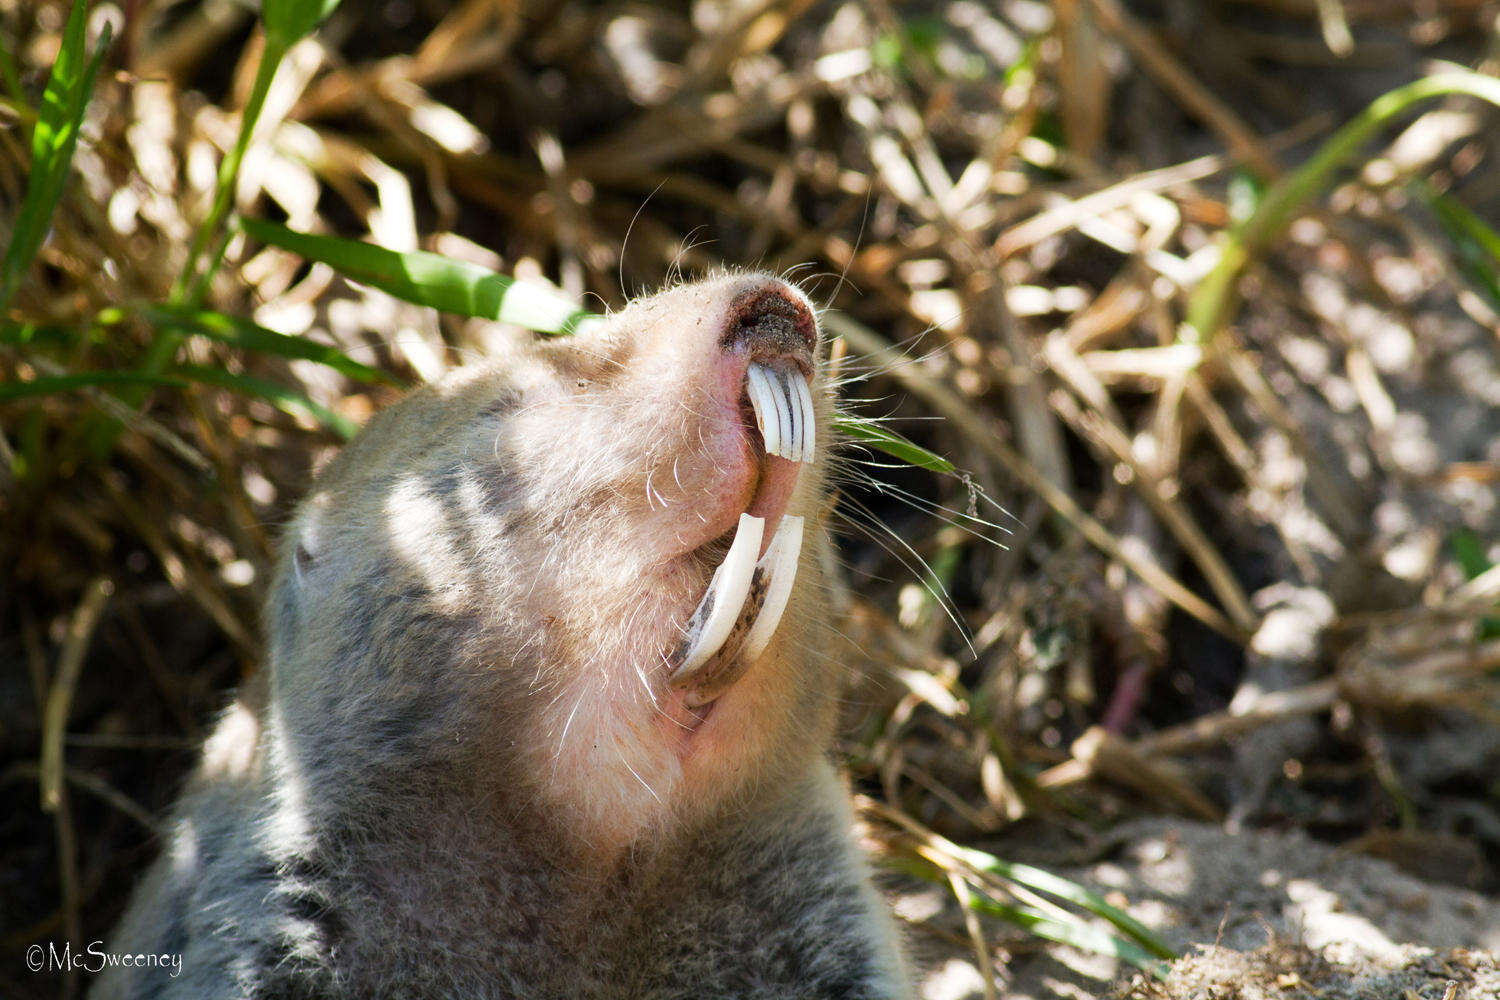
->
(4, 1), (1500, 997)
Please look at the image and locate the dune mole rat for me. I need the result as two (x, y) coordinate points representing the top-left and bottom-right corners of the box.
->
(95, 273), (911, 999)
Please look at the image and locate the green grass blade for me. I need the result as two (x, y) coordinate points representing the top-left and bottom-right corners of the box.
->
(0, 33), (24, 104)
(0, 0), (113, 313)
(262, 0), (343, 48)
(1428, 190), (1500, 259)
(134, 306), (402, 387)
(837, 416), (956, 473)
(1413, 181), (1500, 314)
(1450, 528), (1494, 582)
(1186, 70), (1500, 342)
(963, 893), (1170, 976)
(947, 844), (1176, 959)
(240, 219), (958, 473)
(170, 37), (284, 306)
(0, 372), (187, 403)
(172, 364), (359, 439)
(241, 218), (602, 335)
(0, 321), (83, 348)
(172, 0), (337, 303)
(1448, 528), (1500, 639)
(886, 853), (1171, 976)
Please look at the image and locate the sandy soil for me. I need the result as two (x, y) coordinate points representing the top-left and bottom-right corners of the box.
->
(902, 818), (1500, 1000)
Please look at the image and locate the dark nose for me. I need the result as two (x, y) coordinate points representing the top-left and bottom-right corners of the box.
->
(721, 281), (817, 359)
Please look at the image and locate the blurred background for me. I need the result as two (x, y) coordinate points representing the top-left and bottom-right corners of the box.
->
(3, 1), (1500, 997)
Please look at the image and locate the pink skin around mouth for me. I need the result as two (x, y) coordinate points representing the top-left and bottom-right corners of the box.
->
(676, 347), (807, 560)
(657, 330), (811, 740)
(745, 455), (800, 556)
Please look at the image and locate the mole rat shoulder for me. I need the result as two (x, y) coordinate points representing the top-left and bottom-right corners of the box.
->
(95, 273), (912, 1000)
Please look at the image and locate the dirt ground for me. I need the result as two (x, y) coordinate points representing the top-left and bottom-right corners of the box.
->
(900, 818), (1500, 998)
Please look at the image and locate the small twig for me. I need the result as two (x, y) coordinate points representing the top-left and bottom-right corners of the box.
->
(1219, 344), (1363, 540)
(1086, 0), (1281, 178)
(105, 479), (258, 657)
(1040, 636), (1500, 790)
(134, 0), (253, 80)
(118, 601), (203, 738)
(26, 354), (213, 473)
(1044, 338), (1257, 633)
(54, 782), (81, 1000)
(39, 576), (114, 813)
(1443, 562), (1500, 615)
(1312, 0), (1355, 57)
(1063, 727), (1222, 821)
(534, 131), (584, 302)
(36, 576), (110, 1000)
(296, 18), (520, 119)
(1038, 679), (1337, 790)
(679, 0), (817, 94)
(5, 760), (161, 835)
(948, 871), (1000, 1000)
(996, 118), (1330, 259)
(1054, 0), (1110, 161)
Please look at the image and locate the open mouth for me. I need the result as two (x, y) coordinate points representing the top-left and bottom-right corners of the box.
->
(666, 361), (816, 709)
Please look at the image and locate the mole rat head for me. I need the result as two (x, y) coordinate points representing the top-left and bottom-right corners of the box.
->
(268, 273), (840, 853)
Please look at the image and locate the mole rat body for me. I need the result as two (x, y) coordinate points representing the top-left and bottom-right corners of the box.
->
(95, 274), (911, 999)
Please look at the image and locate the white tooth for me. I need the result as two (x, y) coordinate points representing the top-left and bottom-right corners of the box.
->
(770, 368), (796, 462)
(746, 364), (771, 440)
(783, 369), (803, 463)
(783, 370), (803, 464)
(792, 370), (816, 463)
(671, 513), (764, 674)
(746, 365), (782, 458)
(740, 516), (804, 663)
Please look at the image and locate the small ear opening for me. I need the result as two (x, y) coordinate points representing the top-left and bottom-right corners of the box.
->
(293, 542), (316, 582)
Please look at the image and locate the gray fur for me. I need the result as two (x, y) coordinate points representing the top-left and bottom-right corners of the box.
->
(94, 275), (909, 999)
(97, 757), (902, 999)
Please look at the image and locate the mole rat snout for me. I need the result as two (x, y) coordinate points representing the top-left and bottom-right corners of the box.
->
(721, 280), (819, 369)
